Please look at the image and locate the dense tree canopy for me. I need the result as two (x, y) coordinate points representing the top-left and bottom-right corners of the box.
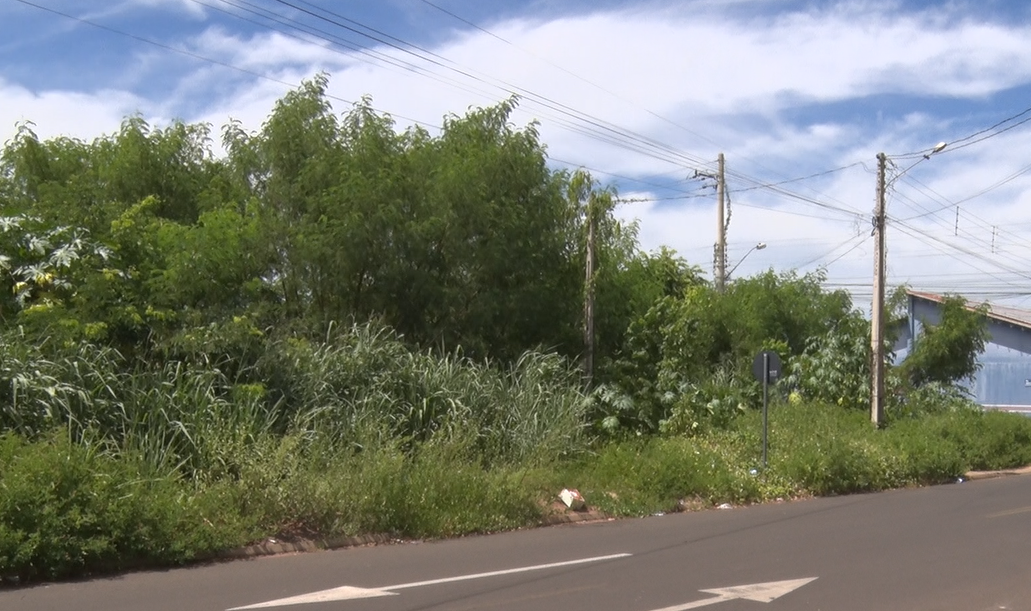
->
(0, 76), (665, 367)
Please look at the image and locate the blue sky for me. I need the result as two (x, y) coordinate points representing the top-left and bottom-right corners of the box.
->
(3, 0), (1031, 308)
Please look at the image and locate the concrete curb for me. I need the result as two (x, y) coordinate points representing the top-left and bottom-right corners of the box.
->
(217, 511), (612, 560)
(217, 533), (399, 560)
(220, 466), (1031, 560)
(541, 509), (611, 525)
(963, 464), (1031, 481)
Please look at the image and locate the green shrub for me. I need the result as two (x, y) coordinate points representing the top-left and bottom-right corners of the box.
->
(887, 381), (979, 420)
(760, 402), (894, 494)
(785, 316), (870, 410)
(918, 409), (1031, 471)
(572, 440), (708, 515)
(564, 436), (766, 516)
(882, 418), (965, 484)
(221, 434), (542, 540)
(3, 322), (1031, 586)
(0, 431), (253, 582)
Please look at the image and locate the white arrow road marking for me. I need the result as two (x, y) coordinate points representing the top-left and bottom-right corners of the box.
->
(229, 585), (397, 609)
(227, 552), (632, 610)
(649, 577), (818, 611)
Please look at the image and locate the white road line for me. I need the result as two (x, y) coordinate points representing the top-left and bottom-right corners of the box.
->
(387, 552), (633, 590)
(228, 552), (632, 610)
(987, 505), (1031, 518)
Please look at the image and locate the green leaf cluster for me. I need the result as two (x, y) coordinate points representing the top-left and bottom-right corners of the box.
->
(598, 269), (858, 433)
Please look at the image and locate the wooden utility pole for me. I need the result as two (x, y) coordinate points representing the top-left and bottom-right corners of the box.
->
(870, 152), (887, 427)
(715, 152), (727, 292)
(583, 193), (596, 389)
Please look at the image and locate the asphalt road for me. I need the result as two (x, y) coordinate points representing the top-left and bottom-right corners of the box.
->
(4, 473), (1031, 611)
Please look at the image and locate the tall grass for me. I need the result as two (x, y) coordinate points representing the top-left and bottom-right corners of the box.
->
(4, 326), (1031, 584)
(0, 337), (281, 475)
(0, 323), (589, 476)
(260, 324), (588, 467)
(553, 401), (1031, 519)
(0, 323), (590, 581)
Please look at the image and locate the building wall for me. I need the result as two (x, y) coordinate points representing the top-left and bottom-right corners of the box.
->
(905, 295), (1031, 407)
(970, 346), (1031, 407)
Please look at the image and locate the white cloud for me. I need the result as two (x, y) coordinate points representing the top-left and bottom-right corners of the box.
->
(117, 0), (207, 19)
(4, 1), (1031, 304)
(0, 78), (146, 142)
(189, 28), (350, 72)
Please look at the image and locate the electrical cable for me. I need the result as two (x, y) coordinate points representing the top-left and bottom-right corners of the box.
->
(881, 159), (1031, 268)
(14, 0), (714, 204)
(8, 0), (438, 129)
(890, 103), (1031, 158)
(793, 234), (869, 270)
(14, 0), (937, 236)
(373, 0), (871, 216)
(891, 219), (1031, 282)
(206, 0), (880, 220)
(269, 0), (722, 173)
(732, 162), (865, 192)
(895, 160), (1031, 221)
(889, 177), (1031, 267)
(939, 108), (1031, 155)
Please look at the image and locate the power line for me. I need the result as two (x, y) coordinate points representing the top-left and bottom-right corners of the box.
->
(241, 1), (876, 220)
(615, 192), (712, 204)
(890, 175), (1031, 266)
(201, 1), (879, 222)
(940, 107), (1031, 154)
(413, 0), (868, 218)
(891, 219), (1031, 282)
(9, 0), (439, 129)
(895, 163), (1031, 224)
(890, 103), (1031, 159)
(23, 0), (715, 182)
(11, 0), (711, 203)
(15, 0), (937, 241)
(731, 201), (861, 223)
(793, 234), (869, 270)
(879, 155), (1031, 269)
(732, 162), (865, 193)
(268, 0), (720, 172)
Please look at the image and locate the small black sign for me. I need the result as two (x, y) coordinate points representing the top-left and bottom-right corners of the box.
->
(752, 350), (782, 383)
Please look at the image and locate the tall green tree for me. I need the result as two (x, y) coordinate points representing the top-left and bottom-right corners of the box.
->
(899, 295), (989, 388)
(223, 76), (633, 361)
(2, 75), (659, 368)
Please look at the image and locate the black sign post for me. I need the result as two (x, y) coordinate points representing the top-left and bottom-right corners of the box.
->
(752, 350), (782, 468)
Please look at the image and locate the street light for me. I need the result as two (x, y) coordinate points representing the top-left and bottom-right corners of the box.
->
(924, 141), (948, 159)
(870, 141), (947, 427)
(889, 141), (948, 187)
(727, 242), (767, 280)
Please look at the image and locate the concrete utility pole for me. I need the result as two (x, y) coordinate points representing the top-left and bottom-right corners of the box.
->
(583, 193), (596, 389)
(870, 152), (887, 427)
(715, 152), (727, 292)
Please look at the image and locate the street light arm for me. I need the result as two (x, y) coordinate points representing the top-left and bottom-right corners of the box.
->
(727, 242), (767, 279)
(891, 142), (949, 186)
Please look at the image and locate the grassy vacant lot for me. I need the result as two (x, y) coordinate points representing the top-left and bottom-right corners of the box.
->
(3, 398), (1030, 584)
